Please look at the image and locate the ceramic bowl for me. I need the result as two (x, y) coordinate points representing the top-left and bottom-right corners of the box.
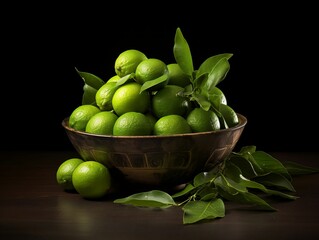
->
(62, 113), (247, 187)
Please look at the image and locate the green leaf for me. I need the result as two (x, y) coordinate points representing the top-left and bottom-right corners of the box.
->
(228, 154), (259, 179)
(283, 161), (319, 175)
(140, 72), (169, 93)
(173, 27), (194, 76)
(82, 84), (97, 105)
(218, 174), (248, 193)
(192, 72), (208, 89)
(193, 170), (217, 187)
(196, 53), (233, 79)
(75, 67), (105, 90)
(238, 175), (298, 200)
(253, 173), (296, 192)
(191, 92), (211, 111)
(266, 189), (298, 200)
(182, 199), (225, 224)
(251, 151), (290, 178)
(239, 145), (257, 154)
(198, 186), (219, 201)
(115, 73), (135, 87)
(113, 190), (176, 208)
(200, 58), (230, 98)
(241, 152), (264, 173)
(171, 183), (195, 199)
(217, 187), (276, 211)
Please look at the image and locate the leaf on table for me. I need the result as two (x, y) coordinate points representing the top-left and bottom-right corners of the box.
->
(238, 145), (257, 154)
(197, 186), (219, 201)
(113, 190), (176, 208)
(182, 198), (225, 224)
(214, 174), (247, 195)
(251, 151), (291, 179)
(217, 187), (277, 211)
(239, 174), (298, 200)
(282, 161), (319, 175)
(253, 172), (296, 192)
(224, 162), (297, 200)
(266, 189), (298, 200)
(171, 183), (195, 199)
(228, 154), (258, 179)
(193, 170), (217, 187)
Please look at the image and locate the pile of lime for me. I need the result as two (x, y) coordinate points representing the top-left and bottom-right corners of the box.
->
(57, 27), (239, 199)
(69, 29), (238, 137)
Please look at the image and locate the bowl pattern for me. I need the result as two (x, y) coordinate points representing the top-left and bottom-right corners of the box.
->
(62, 114), (247, 186)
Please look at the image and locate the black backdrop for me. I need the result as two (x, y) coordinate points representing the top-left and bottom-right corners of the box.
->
(2, 4), (318, 152)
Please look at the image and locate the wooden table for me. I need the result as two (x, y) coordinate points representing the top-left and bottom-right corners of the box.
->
(1, 151), (319, 239)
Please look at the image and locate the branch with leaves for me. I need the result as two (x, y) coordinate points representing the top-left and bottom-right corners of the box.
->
(114, 146), (319, 224)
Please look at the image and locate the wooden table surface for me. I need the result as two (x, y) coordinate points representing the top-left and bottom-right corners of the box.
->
(1, 151), (319, 240)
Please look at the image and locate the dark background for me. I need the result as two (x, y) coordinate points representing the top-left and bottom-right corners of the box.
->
(1, 3), (318, 152)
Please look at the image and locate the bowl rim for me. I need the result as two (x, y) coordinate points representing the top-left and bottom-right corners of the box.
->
(62, 113), (247, 139)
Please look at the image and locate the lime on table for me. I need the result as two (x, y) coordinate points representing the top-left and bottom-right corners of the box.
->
(56, 158), (84, 191)
(72, 161), (112, 199)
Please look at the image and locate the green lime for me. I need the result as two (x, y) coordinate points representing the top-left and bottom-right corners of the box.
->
(56, 158), (84, 191)
(208, 86), (227, 105)
(72, 161), (112, 199)
(219, 103), (239, 128)
(153, 115), (192, 135)
(95, 81), (119, 111)
(135, 58), (169, 90)
(69, 105), (101, 131)
(85, 111), (118, 135)
(114, 49), (148, 77)
(113, 112), (152, 136)
(186, 107), (220, 132)
(151, 85), (191, 118)
(112, 82), (151, 116)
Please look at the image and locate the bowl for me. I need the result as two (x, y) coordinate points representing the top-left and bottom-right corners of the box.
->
(62, 113), (247, 187)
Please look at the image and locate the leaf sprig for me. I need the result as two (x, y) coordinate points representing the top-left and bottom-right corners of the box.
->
(114, 146), (319, 224)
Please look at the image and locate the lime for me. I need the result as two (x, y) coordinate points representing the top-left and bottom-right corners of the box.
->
(95, 81), (119, 111)
(167, 63), (191, 87)
(153, 115), (192, 135)
(114, 49), (148, 77)
(219, 103), (239, 128)
(113, 112), (152, 136)
(186, 107), (220, 132)
(56, 158), (84, 191)
(208, 86), (227, 105)
(85, 111), (118, 135)
(69, 105), (101, 131)
(151, 85), (191, 118)
(72, 161), (112, 199)
(112, 82), (151, 116)
(135, 58), (169, 90)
